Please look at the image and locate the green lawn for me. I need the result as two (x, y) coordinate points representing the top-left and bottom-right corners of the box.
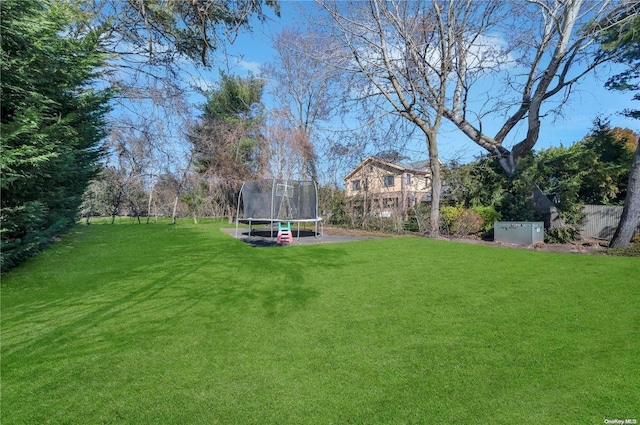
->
(2, 219), (639, 424)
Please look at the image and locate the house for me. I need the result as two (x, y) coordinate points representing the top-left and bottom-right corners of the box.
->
(344, 156), (433, 219)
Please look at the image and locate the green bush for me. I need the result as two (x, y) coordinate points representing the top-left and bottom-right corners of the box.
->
(440, 205), (483, 237)
(545, 226), (578, 244)
(470, 205), (502, 232)
(327, 198), (350, 226)
(405, 203), (430, 234)
(403, 220), (419, 232)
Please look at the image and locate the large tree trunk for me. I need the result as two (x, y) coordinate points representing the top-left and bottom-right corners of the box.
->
(111, 189), (123, 224)
(500, 153), (566, 230)
(427, 132), (442, 237)
(610, 143), (640, 248)
(429, 176), (441, 236)
(531, 184), (565, 230)
(146, 184), (154, 224)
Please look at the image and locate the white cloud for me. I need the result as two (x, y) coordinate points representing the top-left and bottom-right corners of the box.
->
(466, 34), (515, 71)
(238, 59), (262, 74)
(189, 75), (215, 92)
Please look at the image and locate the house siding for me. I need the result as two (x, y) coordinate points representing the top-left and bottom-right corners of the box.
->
(344, 157), (431, 220)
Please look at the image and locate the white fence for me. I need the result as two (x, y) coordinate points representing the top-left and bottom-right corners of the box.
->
(579, 205), (640, 240)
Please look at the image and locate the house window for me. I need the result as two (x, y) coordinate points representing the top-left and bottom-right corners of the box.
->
(352, 180), (361, 190)
(383, 175), (394, 187)
(406, 174), (412, 185)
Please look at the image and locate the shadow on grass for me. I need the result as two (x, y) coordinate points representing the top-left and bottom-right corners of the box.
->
(2, 222), (345, 363)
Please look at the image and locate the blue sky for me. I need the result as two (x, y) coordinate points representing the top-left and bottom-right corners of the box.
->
(191, 1), (638, 165)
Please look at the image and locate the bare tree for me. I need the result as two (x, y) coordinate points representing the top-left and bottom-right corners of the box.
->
(261, 27), (346, 181)
(321, 0), (635, 231)
(319, 0), (502, 236)
(152, 173), (183, 219)
(102, 118), (157, 223)
(76, 0), (279, 226)
(263, 110), (312, 180)
(96, 84), (194, 225)
(434, 0), (632, 228)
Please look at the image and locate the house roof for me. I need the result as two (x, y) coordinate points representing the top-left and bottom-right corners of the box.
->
(421, 184), (454, 202)
(344, 156), (429, 181)
(398, 159), (430, 170)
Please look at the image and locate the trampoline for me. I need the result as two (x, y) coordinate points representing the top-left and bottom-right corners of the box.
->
(235, 179), (323, 239)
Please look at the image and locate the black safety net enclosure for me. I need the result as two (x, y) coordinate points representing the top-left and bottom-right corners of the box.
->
(235, 179), (322, 237)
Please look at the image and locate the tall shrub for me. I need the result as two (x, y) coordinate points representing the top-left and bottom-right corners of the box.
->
(1, 0), (111, 270)
(471, 206), (502, 233)
(440, 206), (483, 237)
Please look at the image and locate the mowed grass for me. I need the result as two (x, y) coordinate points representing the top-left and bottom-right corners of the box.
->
(2, 219), (639, 425)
